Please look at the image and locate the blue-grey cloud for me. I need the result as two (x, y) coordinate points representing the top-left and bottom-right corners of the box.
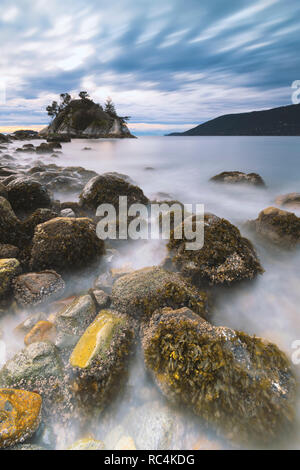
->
(0, 0), (299, 133)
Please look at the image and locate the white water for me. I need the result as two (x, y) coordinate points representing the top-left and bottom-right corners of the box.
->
(1, 135), (300, 449)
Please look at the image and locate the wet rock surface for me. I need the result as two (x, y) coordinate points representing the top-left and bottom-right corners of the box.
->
(6, 178), (51, 214)
(247, 206), (300, 248)
(0, 258), (22, 301)
(13, 270), (65, 307)
(111, 266), (208, 319)
(166, 214), (263, 286)
(30, 217), (105, 274)
(142, 307), (296, 444)
(0, 389), (42, 449)
(210, 171), (266, 186)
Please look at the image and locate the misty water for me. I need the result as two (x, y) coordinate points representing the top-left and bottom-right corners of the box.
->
(1, 135), (300, 449)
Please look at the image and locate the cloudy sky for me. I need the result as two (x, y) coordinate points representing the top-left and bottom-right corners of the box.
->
(0, 0), (299, 134)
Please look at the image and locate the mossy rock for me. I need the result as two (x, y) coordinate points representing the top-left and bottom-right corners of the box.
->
(247, 206), (300, 248)
(79, 174), (149, 213)
(142, 307), (296, 445)
(210, 171), (266, 187)
(0, 258), (21, 300)
(6, 178), (51, 214)
(166, 213), (263, 286)
(0, 197), (23, 247)
(0, 389), (42, 449)
(111, 266), (208, 320)
(22, 208), (58, 239)
(0, 244), (19, 259)
(30, 217), (105, 274)
(69, 310), (136, 412)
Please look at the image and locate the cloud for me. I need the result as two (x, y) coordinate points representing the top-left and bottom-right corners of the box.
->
(0, 0), (299, 134)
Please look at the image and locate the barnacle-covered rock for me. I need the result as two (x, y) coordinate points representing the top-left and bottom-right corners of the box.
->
(111, 267), (208, 320)
(0, 258), (21, 301)
(13, 270), (65, 307)
(0, 342), (64, 409)
(142, 307), (296, 444)
(0, 389), (42, 449)
(79, 174), (149, 213)
(54, 294), (97, 338)
(69, 310), (136, 411)
(247, 206), (300, 249)
(22, 208), (58, 239)
(6, 178), (51, 214)
(0, 244), (19, 259)
(210, 171), (266, 187)
(166, 214), (263, 286)
(30, 217), (105, 274)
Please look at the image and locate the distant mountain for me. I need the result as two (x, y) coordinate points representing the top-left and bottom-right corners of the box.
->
(167, 103), (300, 136)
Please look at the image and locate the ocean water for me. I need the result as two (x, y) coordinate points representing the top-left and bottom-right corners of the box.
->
(2, 135), (300, 449)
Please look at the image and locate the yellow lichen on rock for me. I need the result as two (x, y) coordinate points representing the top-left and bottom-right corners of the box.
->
(68, 437), (105, 450)
(70, 311), (122, 369)
(24, 321), (56, 346)
(0, 388), (42, 449)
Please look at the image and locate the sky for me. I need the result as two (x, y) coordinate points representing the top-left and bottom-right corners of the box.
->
(0, 0), (299, 135)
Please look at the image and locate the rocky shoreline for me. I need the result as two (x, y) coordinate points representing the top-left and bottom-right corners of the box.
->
(0, 137), (300, 450)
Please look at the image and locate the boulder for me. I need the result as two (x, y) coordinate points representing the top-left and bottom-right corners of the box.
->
(36, 142), (61, 154)
(79, 174), (148, 213)
(0, 389), (42, 449)
(142, 307), (296, 444)
(0, 244), (19, 259)
(210, 171), (266, 187)
(6, 178), (51, 214)
(0, 133), (10, 144)
(60, 208), (75, 218)
(0, 259), (21, 300)
(166, 214), (263, 286)
(111, 266), (208, 320)
(69, 310), (136, 411)
(24, 321), (56, 346)
(54, 294), (96, 338)
(22, 208), (58, 239)
(247, 207), (300, 248)
(13, 270), (65, 307)
(29, 217), (105, 274)
(0, 182), (7, 199)
(0, 342), (64, 407)
(275, 193), (300, 209)
(90, 289), (110, 309)
(0, 197), (22, 246)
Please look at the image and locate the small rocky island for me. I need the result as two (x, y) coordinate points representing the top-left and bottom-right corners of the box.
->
(40, 92), (135, 139)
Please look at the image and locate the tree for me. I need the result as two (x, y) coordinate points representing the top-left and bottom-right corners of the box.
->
(104, 97), (117, 116)
(46, 101), (59, 119)
(59, 93), (71, 111)
(79, 91), (90, 101)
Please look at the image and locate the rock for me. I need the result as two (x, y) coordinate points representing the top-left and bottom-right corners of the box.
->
(60, 208), (75, 218)
(142, 307), (296, 444)
(24, 321), (56, 346)
(36, 142), (61, 154)
(14, 312), (46, 336)
(0, 197), (22, 246)
(79, 174), (148, 213)
(30, 217), (105, 274)
(0, 342), (63, 404)
(8, 443), (46, 450)
(68, 438), (105, 450)
(210, 171), (266, 187)
(0, 259), (21, 301)
(12, 130), (39, 140)
(0, 133), (10, 144)
(59, 201), (87, 218)
(13, 271), (65, 307)
(275, 193), (300, 209)
(115, 436), (136, 450)
(40, 97), (134, 139)
(90, 289), (110, 309)
(69, 310), (136, 411)
(0, 244), (19, 259)
(111, 267), (208, 320)
(54, 295), (97, 337)
(22, 208), (58, 239)
(94, 271), (114, 293)
(111, 265), (134, 281)
(0, 389), (42, 449)
(247, 207), (300, 248)
(0, 182), (7, 199)
(47, 135), (71, 143)
(6, 178), (51, 214)
(166, 214), (263, 286)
